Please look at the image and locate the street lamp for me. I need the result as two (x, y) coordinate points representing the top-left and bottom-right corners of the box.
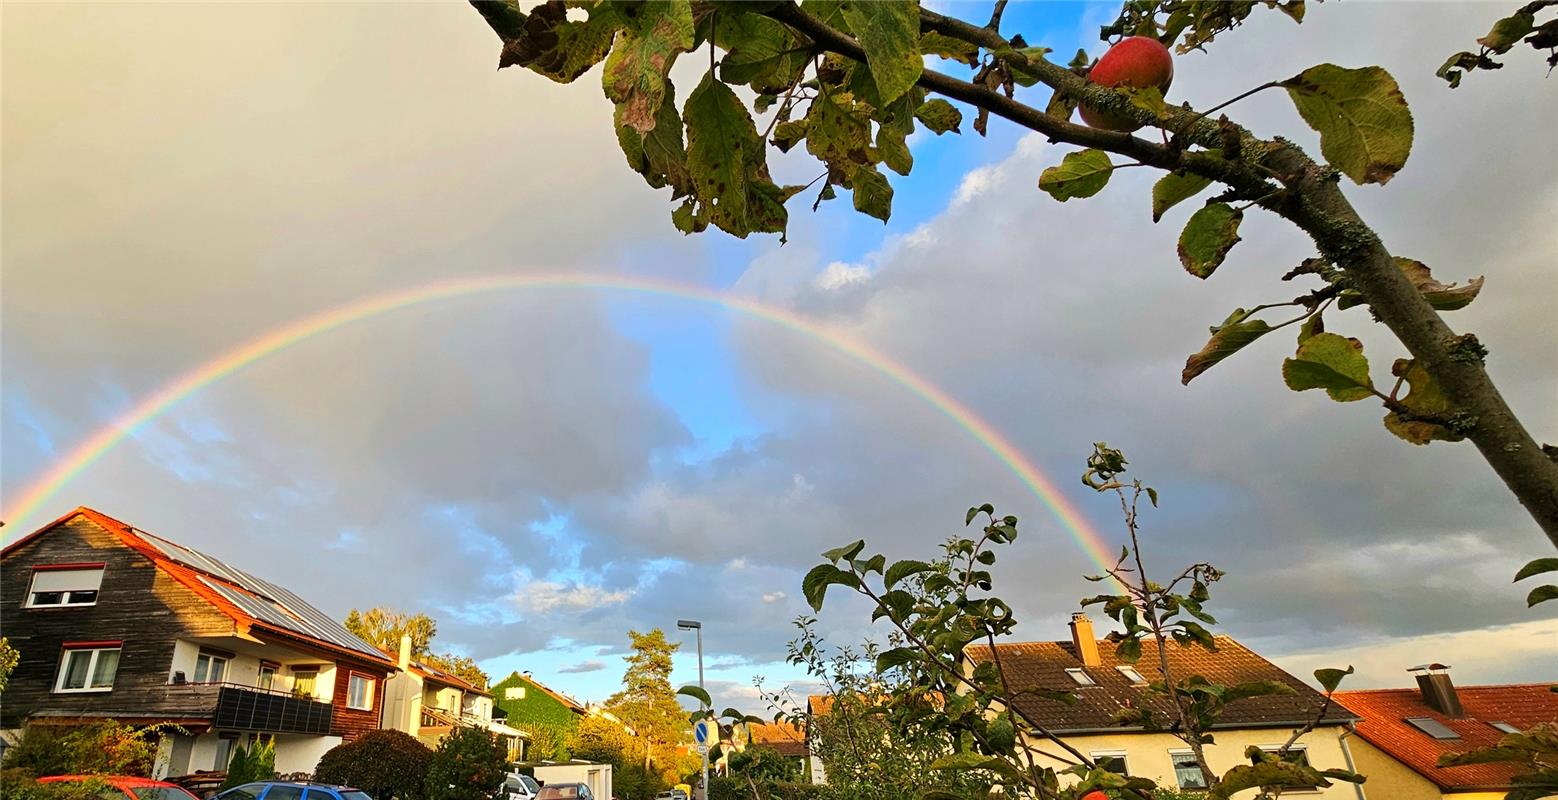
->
(676, 620), (706, 800)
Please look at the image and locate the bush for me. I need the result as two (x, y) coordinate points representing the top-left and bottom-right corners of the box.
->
(220, 739), (276, 790)
(706, 778), (828, 800)
(314, 730), (432, 800)
(0, 773), (115, 800)
(424, 727), (506, 800)
(1, 722), (161, 778)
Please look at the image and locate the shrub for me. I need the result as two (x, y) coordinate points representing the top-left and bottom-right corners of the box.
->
(424, 727), (506, 800)
(1, 721), (161, 778)
(0, 774), (115, 800)
(706, 778), (827, 800)
(314, 730), (432, 800)
(220, 739), (277, 790)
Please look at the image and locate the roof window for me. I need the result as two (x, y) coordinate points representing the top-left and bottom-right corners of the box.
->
(1065, 668), (1096, 686)
(1405, 717), (1461, 740)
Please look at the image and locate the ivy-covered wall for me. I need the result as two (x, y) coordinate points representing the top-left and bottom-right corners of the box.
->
(490, 672), (580, 760)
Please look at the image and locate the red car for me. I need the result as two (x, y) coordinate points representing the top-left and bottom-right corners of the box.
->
(37, 776), (204, 800)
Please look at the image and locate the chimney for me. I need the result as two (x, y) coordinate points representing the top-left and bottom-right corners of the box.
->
(398, 634), (413, 670)
(1409, 663), (1463, 717)
(1069, 612), (1101, 667)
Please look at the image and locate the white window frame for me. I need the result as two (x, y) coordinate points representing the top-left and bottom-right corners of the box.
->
(1065, 667), (1096, 686)
(1090, 749), (1129, 776)
(26, 566), (105, 608)
(194, 652), (230, 684)
(1168, 748), (1208, 789)
(1116, 665), (1146, 684)
(1490, 721), (1520, 734)
(347, 672), (375, 711)
(54, 646), (121, 693)
(1253, 745), (1319, 793)
(258, 663), (278, 692)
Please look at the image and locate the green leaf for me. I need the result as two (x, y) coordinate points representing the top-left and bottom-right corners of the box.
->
(885, 559), (935, 589)
(1181, 308), (1274, 384)
(1001, 46), (1053, 87)
(1382, 358), (1463, 444)
(677, 684), (712, 706)
(1152, 172), (1214, 223)
(914, 98), (962, 135)
(822, 539), (867, 563)
(802, 564), (859, 611)
(1281, 64), (1414, 185)
(771, 119), (809, 153)
(614, 80), (692, 196)
(839, 0), (922, 105)
(1038, 149), (1114, 201)
(804, 87), (873, 172)
(1314, 665), (1354, 693)
(1436, 51), (1480, 89)
(499, 0), (620, 83)
(1224, 680), (1297, 703)
(1177, 203), (1243, 279)
(601, 0), (693, 133)
(715, 12), (811, 94)
(1528, 585), (1558, 607)
(875, 646), (919, 673)
(1515, 558), (1558, 582)
(929, 751), (999, 771)
(919, 31), (978, 65)
(684, 73), (788, 238)
(850, 166), (894, 222)
(1282, 332), (1374, 402)
(1478, 12), (1536, 53)
(1115, 636), (1142, 664)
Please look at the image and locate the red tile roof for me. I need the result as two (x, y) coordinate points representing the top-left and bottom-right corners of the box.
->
(963, 635), (1355, 732)
(1336, 684), (1558, 790)
(747, 721), (807, 757)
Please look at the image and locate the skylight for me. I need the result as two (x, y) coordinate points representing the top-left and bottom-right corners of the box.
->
(1405, 717), (1461, 740)
(1489, 721), (1520, 734)
(1065, 668), (1096, 687)
(1116, 665), (1146, 684)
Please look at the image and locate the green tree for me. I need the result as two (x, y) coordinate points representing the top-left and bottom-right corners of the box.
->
(315, 730), (433, 800)
(0, 637), (18, 694)
(605, 629), (689, 774)
(345, 607), (490, 689)
(425, 726), (506, 800)
(220, 739), (277, 790)
(465, 0), (1558, 552)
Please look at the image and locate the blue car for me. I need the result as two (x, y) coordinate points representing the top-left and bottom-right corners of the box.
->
(216, 782), (372, 800)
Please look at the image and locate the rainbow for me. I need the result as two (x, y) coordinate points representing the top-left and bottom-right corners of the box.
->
(1, 273), (1119, 576)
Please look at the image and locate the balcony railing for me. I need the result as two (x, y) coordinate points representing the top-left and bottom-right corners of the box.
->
(167, 681), (333, 735)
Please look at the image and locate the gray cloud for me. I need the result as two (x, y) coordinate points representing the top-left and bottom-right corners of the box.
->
(558, 660), (608, 675)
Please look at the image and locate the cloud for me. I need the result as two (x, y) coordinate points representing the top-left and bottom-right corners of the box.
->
(762, 592), (787, 605)
(512, 577), (635, 616)
(558, 660), (608, 674)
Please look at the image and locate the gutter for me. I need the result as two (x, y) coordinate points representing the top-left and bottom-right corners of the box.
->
(1339, 722), (1367, 800)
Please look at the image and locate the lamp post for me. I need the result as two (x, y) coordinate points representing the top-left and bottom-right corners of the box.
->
(677, 619), (706, 800)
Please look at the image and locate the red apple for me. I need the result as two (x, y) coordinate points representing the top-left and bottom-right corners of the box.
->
(1078, 36), (1174, 132)
(1079, 792), (1111, 800)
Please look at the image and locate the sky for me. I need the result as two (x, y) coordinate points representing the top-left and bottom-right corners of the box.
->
(3, 2), (1555, 713)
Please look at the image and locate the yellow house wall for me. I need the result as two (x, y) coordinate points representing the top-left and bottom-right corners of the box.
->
(1345, 738), (1506, 800)
(1026, 727), (1364, 799)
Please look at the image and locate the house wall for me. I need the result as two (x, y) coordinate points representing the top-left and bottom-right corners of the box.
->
(1345, 736), (1504, 800)
(0, 517), (235, 727)
(424, 684), (463, 713)
(273, 733), (343, 774)
(1024, 726), (1363, 798)
(329, 661), (383, 740)
(162, 731), (342, 777)
(382, 669), (426, 734)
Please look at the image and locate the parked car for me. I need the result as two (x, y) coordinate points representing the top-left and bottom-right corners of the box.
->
(214, 782), (372, 800)
(38, 776), (203, 800)
(501, 772), (542, 800)
(653, 791), (688, 800)
(535, 784), (593, 800)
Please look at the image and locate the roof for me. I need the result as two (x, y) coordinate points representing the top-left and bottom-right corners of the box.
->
(407, 659), (492, 696)
(496, 671), (588, 714)
(1336, 683), (1558, 790)
(962, 635), (1356, 733)
(746, 721), (807, 757)
(5, 508), (393, 667)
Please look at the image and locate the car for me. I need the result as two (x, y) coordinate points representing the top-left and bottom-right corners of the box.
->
(653, 791), (688, 800)
(501, 772), (542, 800)
(535, 783), (594, 800)
(213, 782), (373, 800)
(38, 776), (203, 800)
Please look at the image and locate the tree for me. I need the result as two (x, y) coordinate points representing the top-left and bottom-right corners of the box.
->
(316, 730), (434, 800)
(220, 739), (277, 790)
(0, 637), (18, 694)
(425, 726), (507, 800)
(466, 0), (1558, 554)
(345, 607), (490, 689)
(605, 629), (689, 774)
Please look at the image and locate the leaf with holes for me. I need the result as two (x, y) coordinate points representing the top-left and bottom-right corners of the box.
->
(614, 80), (692, 196)
(500, 0), (621, 83)
(1182, 308), (1274, 384)
(1281, 64), (1413, 185)
(1152, 172), (1214, 222)
(1178, 203), (1243, 279)
(1039, 149), (1113, 201)
(839, 0), (922, 105)
(684, 74), (788, 238)
(1283, 332), (1374, 402)
(601, 0), (693, 133)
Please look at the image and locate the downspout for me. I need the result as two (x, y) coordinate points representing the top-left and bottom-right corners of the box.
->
(1339, 722), (1367, 800)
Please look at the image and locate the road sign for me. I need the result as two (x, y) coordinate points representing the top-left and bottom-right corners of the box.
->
(693, 718), (716, 754)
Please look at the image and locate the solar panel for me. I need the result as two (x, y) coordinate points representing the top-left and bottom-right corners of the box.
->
(1405, 717), (1461, 740)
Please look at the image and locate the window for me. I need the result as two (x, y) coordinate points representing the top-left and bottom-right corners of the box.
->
(1170, 750), (1208, 789)
(213, 735), (239, 769)
(26, 566), (105, 608)
(258, 662), (278, 692)
(1489, 721), (1520, 734)
(292, 668), (319, 699)
(1116, 665), (1146, 684)
(506, 686), (527, 700)
(55, 645), (120, 692)
(260, 786), (303, 800)
(1091, 751), (1128, 776)
(303, 790), (339, 800)
(1251, 746), (1316, 790)
(218, 785), (264, 800)
(347, 673), (375, 710)
(194, 651), (230, 683)
(1065, 667), (1096, 686)
(1406, 717), (1461, 740)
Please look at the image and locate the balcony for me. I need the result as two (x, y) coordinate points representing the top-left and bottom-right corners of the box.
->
(168, 682), (333, 735)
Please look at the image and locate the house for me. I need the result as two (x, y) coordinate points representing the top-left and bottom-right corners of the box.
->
(381, 640), (525, 759)
(0, 508), (397, 776)
(1336, 665), (1558, 800)
(490, 670), (587, 759)
(742, 720), (808, 777)
(807, 613), (1363, 797)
